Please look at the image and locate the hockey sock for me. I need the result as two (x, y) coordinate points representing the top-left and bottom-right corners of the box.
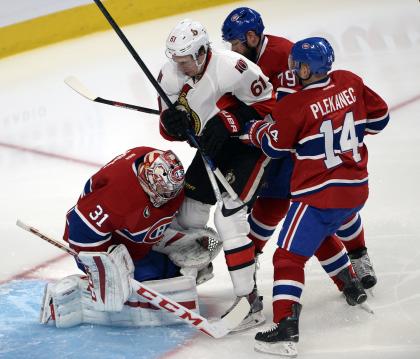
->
(272, 247), (308, 323)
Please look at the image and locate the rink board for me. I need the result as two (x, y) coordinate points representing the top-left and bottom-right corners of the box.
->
(0, 280), (195, 359)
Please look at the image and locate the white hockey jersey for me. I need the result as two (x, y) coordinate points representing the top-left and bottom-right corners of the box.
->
(158, 48), (274, 136)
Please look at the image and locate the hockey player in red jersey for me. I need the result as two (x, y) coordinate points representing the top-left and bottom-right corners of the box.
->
(245, 37), (389, 356)
(158, 18), (276, 330)
(64, 147), (184, 267)
(40, 147), (221, 328)
(222, 7), (377, 291)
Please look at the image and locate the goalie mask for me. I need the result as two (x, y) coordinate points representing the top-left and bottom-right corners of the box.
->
(138, 150), (185, 207)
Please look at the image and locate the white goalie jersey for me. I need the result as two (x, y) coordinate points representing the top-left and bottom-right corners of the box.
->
(158, 48), (273, 135)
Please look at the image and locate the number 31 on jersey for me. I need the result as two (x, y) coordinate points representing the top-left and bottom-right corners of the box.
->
(89, 205), (109, 227)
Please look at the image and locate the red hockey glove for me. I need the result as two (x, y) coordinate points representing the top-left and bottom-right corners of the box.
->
(247, 120), (269, 148)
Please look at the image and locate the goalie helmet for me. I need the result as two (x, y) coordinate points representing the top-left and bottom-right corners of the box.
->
(138, 150), (185, 207)
(165, 19), (210, 62)
(289, 37), (335, 75)
(222, 7), (265, 43)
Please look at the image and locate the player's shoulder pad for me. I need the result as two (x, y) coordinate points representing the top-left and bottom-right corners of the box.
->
(212, 49), (263, 80)
(331, 69), (363, 84)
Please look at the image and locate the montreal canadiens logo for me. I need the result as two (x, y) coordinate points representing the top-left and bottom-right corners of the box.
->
(171, 165), (185, 183)
(231, 14), (240, 21)
(143, 216), (173, 244)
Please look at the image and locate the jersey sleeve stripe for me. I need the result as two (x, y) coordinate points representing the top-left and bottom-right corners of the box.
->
(260, 134), (294, 159)
(115, 229), (147, 242)
(291, 177), (369, 198)
(68, 236), (111, 248)
(81, 179), (93, 197)
(74, 206), (110, 236)
(365, 113), (389, 133)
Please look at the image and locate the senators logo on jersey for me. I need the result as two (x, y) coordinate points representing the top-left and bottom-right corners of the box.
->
(178, 84), (201, 134)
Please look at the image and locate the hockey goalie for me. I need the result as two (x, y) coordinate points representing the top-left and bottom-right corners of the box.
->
(40, 147), (222, 328)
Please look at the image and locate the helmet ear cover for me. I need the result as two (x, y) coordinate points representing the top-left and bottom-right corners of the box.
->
(138, 150), (185, 207)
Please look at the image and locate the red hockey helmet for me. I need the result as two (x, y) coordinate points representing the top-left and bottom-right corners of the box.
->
(138, 150), (185, 207)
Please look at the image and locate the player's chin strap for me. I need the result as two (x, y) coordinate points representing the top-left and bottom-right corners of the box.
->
(91, 0), (245, 217)
(16, 219), (250, 338)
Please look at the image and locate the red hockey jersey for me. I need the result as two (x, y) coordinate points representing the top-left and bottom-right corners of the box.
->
(63, 147), (184, 261)
(253, 70), (389, 209)
(256, 34), (300, 97)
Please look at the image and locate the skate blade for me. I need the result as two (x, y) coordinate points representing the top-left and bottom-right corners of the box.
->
(254, 340), (297, 357)
(229, 311), (266, 333)
(367, 288), (375, 297)
(359, 301), (374, 314)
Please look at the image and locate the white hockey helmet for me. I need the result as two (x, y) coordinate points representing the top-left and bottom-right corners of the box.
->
(165, 19), (210, 61)
(138, 150), (185, 207)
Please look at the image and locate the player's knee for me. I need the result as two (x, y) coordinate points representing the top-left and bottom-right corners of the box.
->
(273, 247), (308, 269)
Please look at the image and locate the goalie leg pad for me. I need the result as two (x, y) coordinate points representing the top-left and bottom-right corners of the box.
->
(78, 244), (134, 312)
(42, 275), (199, 328)
(40, 275), (85, 328)
(122, 276), (199, 326)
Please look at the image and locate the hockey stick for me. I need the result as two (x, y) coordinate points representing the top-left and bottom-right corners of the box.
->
(65, 75), (242, 212)
(91, 0), (245, 215)
(65, 74), (246, 213)
(16, 219), (250, 338)
(64, 76), (159, 115)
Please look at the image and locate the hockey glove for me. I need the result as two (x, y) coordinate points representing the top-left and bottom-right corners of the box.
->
(246, 120), (270, 147)
(161, 105), (192, 141)
(200, 114), (232, 158)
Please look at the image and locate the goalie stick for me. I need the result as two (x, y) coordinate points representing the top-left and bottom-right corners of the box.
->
(16, 219), (250, 338)
(91, 0), (246, 216)
(64, 76), (159, 115)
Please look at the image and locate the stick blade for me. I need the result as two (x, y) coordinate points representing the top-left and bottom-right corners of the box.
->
(16, 219), (30, 231)
(212, 297), (251, 335)
(64, 76), (97, 101)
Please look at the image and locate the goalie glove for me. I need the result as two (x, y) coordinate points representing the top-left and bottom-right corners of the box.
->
(77, 244), (134, 312)
(153, 226), (222, 273)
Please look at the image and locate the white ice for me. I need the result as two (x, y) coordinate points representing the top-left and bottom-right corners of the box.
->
(1, 0), (419, 358)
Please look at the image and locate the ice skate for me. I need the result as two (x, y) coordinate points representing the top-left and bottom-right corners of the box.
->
(254, 303), (301, 357)
(349, 247), (377, 290)
(336, 266), (367, 306)
(224, 288), (265, 332)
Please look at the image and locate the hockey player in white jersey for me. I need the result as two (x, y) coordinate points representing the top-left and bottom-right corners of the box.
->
(158, 19), (276, 331)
